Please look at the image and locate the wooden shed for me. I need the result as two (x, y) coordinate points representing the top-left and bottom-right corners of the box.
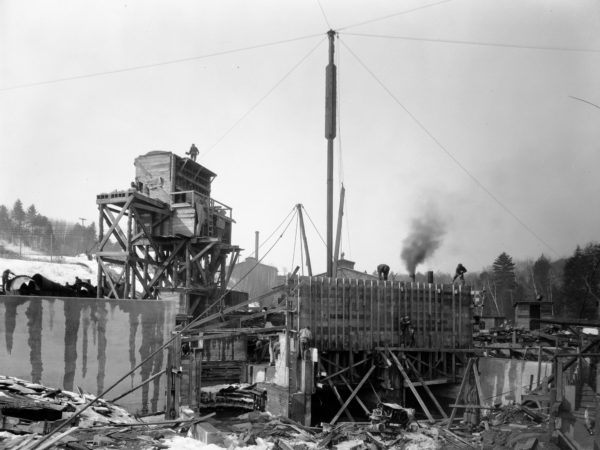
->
(514, 300), (554, 330)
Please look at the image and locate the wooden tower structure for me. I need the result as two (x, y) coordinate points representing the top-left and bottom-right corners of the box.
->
(95, 151), (240, 317)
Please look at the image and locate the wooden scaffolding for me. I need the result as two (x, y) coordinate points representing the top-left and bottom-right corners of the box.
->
(95, 152), (240, 318)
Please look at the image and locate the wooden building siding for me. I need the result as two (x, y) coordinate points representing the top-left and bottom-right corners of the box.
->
(134, 151), (215, 204)
(295, 277), (472, 351)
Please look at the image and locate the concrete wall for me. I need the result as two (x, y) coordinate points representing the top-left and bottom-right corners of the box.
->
(0, 295), (177, 415)
(478, 357), (553, 405)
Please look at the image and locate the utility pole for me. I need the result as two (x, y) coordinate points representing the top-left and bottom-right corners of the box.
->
(325, 29), (337, 277)
(332, 185), (345, 278)
(296, 204), (313, 276)
(79, 218), (87, 255)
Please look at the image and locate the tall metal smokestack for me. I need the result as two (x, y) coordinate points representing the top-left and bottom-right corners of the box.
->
(325, 29), (337, 277)
(255, 231), (259, 260)
(427, 271), (434, 284)
(410, 273), (416, 283)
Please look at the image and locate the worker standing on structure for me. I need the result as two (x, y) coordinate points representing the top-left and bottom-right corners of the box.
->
(299, 327), (312, 359)
(186, 143), (199, 161)
(400, 316), (411, 347)
(453, 263), (467, 284)
(377, 264), (390, 281)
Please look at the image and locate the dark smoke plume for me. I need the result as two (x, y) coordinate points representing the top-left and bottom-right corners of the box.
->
(400, 209), (446, 275)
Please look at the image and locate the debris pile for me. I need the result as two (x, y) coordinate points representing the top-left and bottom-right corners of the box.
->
(199, 384), (267, 411)
(0, 375), (188, 449)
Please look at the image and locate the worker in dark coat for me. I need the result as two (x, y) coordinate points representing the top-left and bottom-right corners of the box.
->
(453, 263), (467, 283)
(2, 269), (15, 293)
(377, 264), (390, 281)
(186, 143), (199, 161)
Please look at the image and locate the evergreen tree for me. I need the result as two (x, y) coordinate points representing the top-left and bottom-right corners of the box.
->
(11, 199), (25, 228)
(492, 252), (517, 319)
(561, 244), (600, 318)
(26, 204), (38, 229)
(0, 205), (10, 235)
(533, 254), (551, 299)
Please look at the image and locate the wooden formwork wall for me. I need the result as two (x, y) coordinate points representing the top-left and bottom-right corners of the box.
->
(295, 277), (473, 351)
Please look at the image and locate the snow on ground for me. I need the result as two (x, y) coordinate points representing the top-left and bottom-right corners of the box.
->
(0, 237), (97, 285)
(0, 254), (97, 285)
(1, 239), (45, 256)
(164, 436), (274, 450)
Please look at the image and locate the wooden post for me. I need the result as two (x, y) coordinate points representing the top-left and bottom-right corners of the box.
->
(472, 359), (485, 408)
(447, 358), (475, 428)
(165, 333), (181, 420)
(97, 205), (104, 298)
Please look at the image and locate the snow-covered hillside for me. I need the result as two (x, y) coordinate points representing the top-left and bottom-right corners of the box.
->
(0, 240), (97, 285)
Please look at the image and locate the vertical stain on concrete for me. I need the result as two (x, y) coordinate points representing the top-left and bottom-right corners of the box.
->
(63, 299), (82, 391)
(151, 304), (165, 413)
(26, 299), (43, 383)
(48, 299), (55, 331)
(138, 303), (166, 414)
(127, 306), (140, 383)
(3, 298), (25, 354)
(95, 302), (108, 396)
(81, 304), (91, 378)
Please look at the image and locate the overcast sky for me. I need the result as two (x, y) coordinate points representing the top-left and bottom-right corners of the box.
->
(1, 0), (600, 276)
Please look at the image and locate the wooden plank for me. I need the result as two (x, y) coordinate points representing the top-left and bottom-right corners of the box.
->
(361, 280), (367, 351)
(458, 286), (463, 347)
(341, 278), (345, 350)
(369, 281), (374, 350)
(325, 278), (330, 349)
(398, 283), (403, 347)
(319, 278), (324, 348)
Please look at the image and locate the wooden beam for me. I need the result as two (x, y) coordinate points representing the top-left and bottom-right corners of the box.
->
(472, 360), (485, 408)
(404, 354), (448, 418)
(320, 362), (354, 421)
(339, 373), (370, 416)
(329, 365), (375, 425)
(109, 369), (165, 403)
(131, 206), (161, 253)
(98, 259), (120, 299)
(147, 240), (187, 289)
(386, 349), (435, 423)
(98, 196), (133, 249)
(103, 208), (129, 250)
(130, 262), (151, 298)
(188, 241), (217, 266)
(320, 356), (369, 382)
(447, 357), (475, 428)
